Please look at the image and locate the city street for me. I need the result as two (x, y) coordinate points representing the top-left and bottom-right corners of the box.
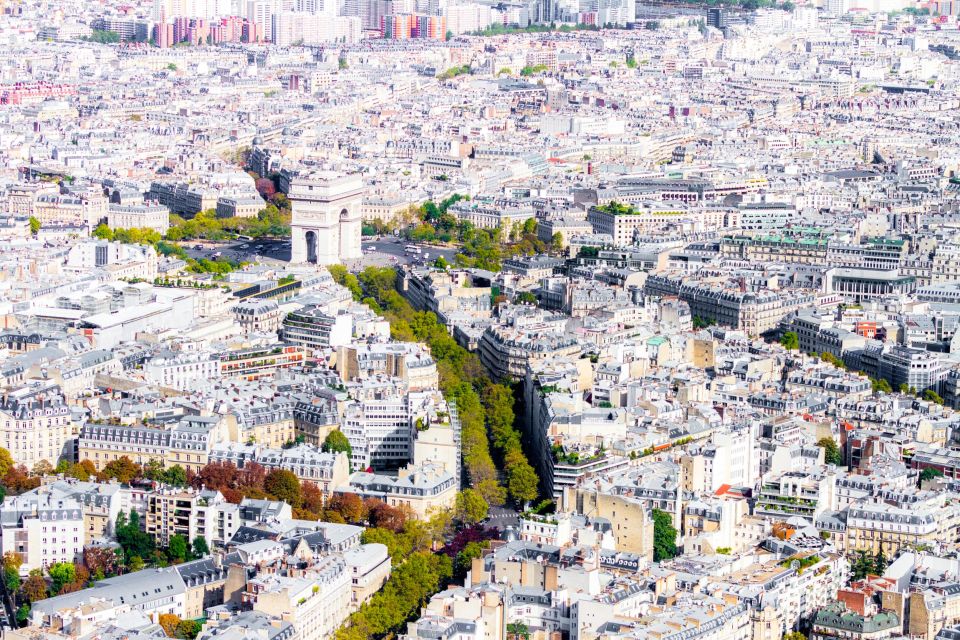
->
(182, 236), (459, 271)
(485, 506), (521, 530)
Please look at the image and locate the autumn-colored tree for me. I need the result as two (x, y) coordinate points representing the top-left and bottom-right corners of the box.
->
(158, 613), (182, 638)
(3, 551), (22, 573)
(83, 547), (120, 579)
(99, 456), (141, 484)
(238, 462), (267, 492)
(32, 459), (55, 476)
(0, 447), (13, 478)
(222, 487), (244, 504)
(255, 178), (276, 199)
(329, 493), (366, 523)
(68, 460), (97, 481)
(4, 465), (40, 494)
(192, 461), (238, 492)
(366, 499), (407, 532)
(321, 510), (346, 523)
(21, 573), (49, 602)
(300, 481), (324, 515)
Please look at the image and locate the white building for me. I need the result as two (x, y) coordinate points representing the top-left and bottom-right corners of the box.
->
(0, 490), (84, 572)
(106, 202), (170, 235)
(289, 172), (363, 266)
(0, 383), (75, 470)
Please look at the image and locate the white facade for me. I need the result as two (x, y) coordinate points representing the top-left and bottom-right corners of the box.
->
(106, 202), (170, 235)
(143, 353), (221, 390)
(0, 492), (84, 572)
(0, 383), (74, 469)
(289, 173), (364, 266)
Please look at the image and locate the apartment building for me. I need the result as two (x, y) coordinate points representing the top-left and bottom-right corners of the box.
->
(0, 490), (84, 571)
(219, 345), (306, 382)
(0, 382), (75, 469)
(281, 306), (353, 349)
(335, 343), (438, 391)
(78, 417), (225, 472)
(210, 443), (350, 499)
(234, 299), (284, 334)
(144, 486), (232, 548)
(342, 543), (391, 608)
(644, 273), (817, 337)
(147, 181), (217, 216)
(846, 498), (960, 556)
(587, 202), (692, 245)
(342, 461), (456, 517)
(107, 201), (170, 234)
(247, 556), (352, 640)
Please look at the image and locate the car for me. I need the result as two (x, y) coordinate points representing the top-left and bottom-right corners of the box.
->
(239, 244), (249, 249)
(194, 244), (203, 250)
(366, 246), (376, 253)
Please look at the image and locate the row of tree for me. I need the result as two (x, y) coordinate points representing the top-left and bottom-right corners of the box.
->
(331, 266), (540, 507)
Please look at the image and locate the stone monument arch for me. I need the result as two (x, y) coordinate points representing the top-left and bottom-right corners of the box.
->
(289, 172), (364, 265)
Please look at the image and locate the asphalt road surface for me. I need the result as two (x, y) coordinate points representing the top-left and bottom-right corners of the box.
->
(485, 506), (521, 530)
(183, 237), (459, 270)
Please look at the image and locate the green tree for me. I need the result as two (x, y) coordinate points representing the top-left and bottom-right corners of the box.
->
(783, 633), (806, 640)
(168, 535), (189, 562)
(919, 467), (944, 486)
(361, 527), (412, 562)
(162, 465), (188, 487)
(264, 469), (302, 508)
(16, 604), (30, 625)
(115, 510), (155, 562)
(455, 489), (489, 525)
(48, 562), (76, 594)
(652, 508), (678, 562)
(816, 437), (843, 466)
(454, 541), (485, 579)
(85, 29), (121, 43)
(176, 619), (202, 640)
(29, 216), (41, 235)
(322, 429), (353, 456)
(192, 537), (210, 558)
(922, 389), (945, 405)
(551, 232), (564, 253)
(4, 565), (20, 593)
(507, 461), (539, 507)
(507, 622), (531, 640)
(779, 331), (800, 351)
(851, 549), (875, 580)
(872, 377), (893, 394)
(874, 549), (888, 574)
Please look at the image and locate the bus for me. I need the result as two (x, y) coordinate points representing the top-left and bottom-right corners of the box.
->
(404, 245), (422, 255)
(237, 235), (253, 241)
